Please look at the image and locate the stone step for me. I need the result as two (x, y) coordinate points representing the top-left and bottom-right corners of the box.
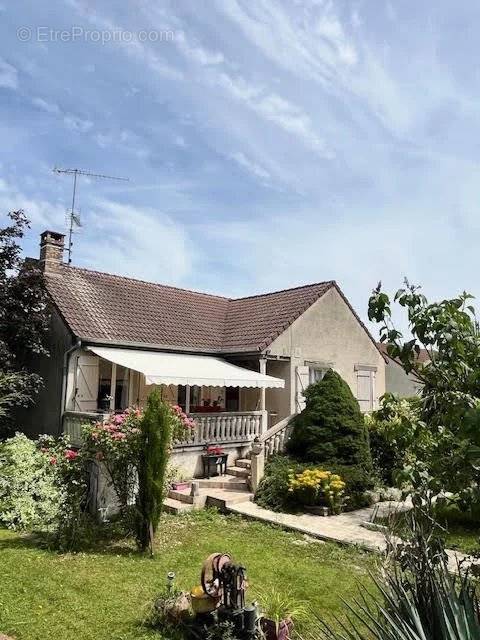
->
(206, 491), (253, 511)
(226, 466), (250, 478)
(198, 475), (249, 491)
(236, 458), (252, 469)
(163, 497), (195, 514)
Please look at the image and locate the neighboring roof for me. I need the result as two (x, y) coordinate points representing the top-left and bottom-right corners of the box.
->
(45, 263), (336, 353)
(377, 342), (431, 366)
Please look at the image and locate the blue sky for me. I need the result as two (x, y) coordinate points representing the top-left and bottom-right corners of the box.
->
(1, 1), (480, 333)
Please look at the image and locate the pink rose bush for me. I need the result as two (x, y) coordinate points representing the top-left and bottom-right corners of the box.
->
(81, 405), (196, 513)
(171, 405), (196, 442)
(82, 408), (143, 512)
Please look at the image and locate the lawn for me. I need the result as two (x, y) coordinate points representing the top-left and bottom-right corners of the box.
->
(377, 504), (480, 556)
(0, 510), (377, 640)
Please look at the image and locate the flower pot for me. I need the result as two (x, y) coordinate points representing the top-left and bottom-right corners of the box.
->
(172, 481), (190, 491)
(260, 617), (294, 640)
(190, 586), (220, 614)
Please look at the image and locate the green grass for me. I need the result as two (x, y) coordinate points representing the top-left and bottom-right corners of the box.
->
(436, 504), (480, 555)
(377, 504), (480, 556)
(445, 527), (480, 555)
(0, 510), (377, 640)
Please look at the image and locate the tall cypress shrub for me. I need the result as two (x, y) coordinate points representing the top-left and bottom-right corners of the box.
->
(287, 369), (372, 472)
(135, 389), (172, 554)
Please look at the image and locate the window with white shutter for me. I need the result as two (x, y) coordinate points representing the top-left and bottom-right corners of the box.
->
(355, 365), (376, 413)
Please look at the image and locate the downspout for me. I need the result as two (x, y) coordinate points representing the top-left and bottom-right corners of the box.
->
(60, 339), (82, 434)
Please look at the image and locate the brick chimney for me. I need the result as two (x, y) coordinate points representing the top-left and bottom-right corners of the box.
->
(39, 230), (65, 273)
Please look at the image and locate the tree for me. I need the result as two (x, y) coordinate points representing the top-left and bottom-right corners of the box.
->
(0, 211), (50, 436)
(368, 280), (480, 497)
(135, 389), (172, 554)
(287, 369), (372, 471)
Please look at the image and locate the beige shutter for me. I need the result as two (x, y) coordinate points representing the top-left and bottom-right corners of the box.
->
(356, 368), (376, 413)
(75, 354), (99, 412)
(295, 365), (310, 412)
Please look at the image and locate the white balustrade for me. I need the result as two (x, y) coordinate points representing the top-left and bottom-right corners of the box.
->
(63, 410), (264, 448)
(176, 411), (263, 446)
(260, 414), (296, 459)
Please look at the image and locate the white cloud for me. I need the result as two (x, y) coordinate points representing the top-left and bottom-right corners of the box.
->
(175, 30), (225, 66)
(32, 97), (61, 114)
(63, 114), (94, 133)
(66, 0), (183, 81)
(216, 72), (331, 156)
(0, 178), (65, 228)
(0, 58), (18, 90)
(230, 151), (270, 179)
(82, 200), (194, 284)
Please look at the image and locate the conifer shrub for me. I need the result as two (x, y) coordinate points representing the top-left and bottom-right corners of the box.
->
(286, 370), (373, 504)
(287, 370), (372, 467)
(135, 389), (173, 554)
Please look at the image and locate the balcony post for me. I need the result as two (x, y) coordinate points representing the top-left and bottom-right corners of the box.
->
(185, 384), (190, 414)
(259, 358), (267, 434)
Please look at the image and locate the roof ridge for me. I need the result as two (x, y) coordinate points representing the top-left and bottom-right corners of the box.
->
(232, 280), (336, 302)
(58, 264), (231, 302)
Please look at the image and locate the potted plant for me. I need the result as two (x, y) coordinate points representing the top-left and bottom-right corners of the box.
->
(171, 471), (190, 491)
(288, 469), (346, 516)
(258, 588), (305, 640)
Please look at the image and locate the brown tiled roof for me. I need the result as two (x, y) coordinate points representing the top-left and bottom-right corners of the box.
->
(46, 264), (334, 353)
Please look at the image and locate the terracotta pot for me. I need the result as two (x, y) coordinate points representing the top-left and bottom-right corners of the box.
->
(260, 617), (293, 640)
(172, 481), (190, 491)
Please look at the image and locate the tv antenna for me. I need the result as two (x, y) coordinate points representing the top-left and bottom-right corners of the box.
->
(53, 167), (129, 264)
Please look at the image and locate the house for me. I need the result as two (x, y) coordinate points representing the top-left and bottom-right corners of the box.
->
(23, 230), (385, 476)
(377, 343), (429, 398)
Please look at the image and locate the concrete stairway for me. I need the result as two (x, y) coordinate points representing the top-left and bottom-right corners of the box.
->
(163, 458), (253, 515)
(226, 458), (251, 479)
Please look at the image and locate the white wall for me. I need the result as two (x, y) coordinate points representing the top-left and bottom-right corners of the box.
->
(268, 287), (385, 413)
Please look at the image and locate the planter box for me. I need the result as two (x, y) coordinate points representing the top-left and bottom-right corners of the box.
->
(172, 481), (190, 491)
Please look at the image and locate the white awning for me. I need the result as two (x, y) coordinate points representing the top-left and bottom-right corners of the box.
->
(87, 346), (285, 389)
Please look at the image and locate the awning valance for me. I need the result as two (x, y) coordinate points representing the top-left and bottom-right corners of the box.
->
(87, 346), (285, 389)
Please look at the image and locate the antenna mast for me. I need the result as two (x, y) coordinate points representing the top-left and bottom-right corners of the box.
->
(53, 167), (129, 264)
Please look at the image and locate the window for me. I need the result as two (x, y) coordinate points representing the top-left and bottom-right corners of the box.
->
(96, 359), (129, 412)
(98, 358), (112, 408)
(309, 367), (327, 384)
(355, 365), (376, 412)
(114, 365), (129, 411)
(177, 385), (201, 413)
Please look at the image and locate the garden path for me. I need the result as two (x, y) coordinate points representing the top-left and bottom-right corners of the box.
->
(227, 499), (477, 573)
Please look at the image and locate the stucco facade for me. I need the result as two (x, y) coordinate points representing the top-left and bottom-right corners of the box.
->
(267, 287), (385, 415)
(384, 357), (422, 398)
